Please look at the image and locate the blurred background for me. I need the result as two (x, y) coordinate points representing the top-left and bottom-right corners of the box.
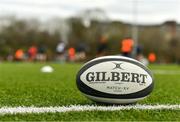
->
(0, 0), (179, 64)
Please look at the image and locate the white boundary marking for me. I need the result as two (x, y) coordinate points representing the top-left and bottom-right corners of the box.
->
(0, 104), (179, 115)
(152, 70), (180, 75)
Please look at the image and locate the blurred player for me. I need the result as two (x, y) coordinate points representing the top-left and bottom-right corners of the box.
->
(121, 37), (134, 57)
(36, 45), (47, 62)
(148, 52), (156, 63)
(56, 41), (66, 62)
(15, 49), (24, 61)
(135, 45), (149, 66)
(75, 42), (88, 61)
(68, 47), (76, 62)
(28, 45), (37, 61)
(97, 36), (108, 57)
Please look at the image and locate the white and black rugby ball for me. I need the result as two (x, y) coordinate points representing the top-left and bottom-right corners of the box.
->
(76, 56), (154, 104)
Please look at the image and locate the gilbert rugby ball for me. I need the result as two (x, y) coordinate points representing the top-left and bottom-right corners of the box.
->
(76, 56), (154, 104)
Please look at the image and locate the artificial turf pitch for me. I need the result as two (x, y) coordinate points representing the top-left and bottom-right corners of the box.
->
(0, 62), (179, 121)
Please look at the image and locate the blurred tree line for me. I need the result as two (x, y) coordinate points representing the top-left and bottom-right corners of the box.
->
(0, 14), (179, 63)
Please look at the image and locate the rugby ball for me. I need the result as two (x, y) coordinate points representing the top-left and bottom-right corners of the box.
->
(76, 56), (154, 104)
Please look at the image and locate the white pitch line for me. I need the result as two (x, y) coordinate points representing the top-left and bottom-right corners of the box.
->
(152, 70), (180, 75)
(0, 104), (179, 115)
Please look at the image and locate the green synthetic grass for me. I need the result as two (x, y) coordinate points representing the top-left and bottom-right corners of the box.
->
(0, 62), (179, 120)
